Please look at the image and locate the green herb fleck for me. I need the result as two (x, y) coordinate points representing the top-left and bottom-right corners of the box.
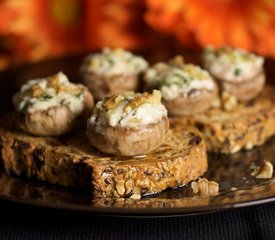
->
(75, 92), (83, 99)
(108, 58), (115, 65)
(39, 94), (53, 101)
(234, 68), (242, 76)
(173, 73), (190, 86)
(19, 100), (32, 112)
(240, 52), (250, 62)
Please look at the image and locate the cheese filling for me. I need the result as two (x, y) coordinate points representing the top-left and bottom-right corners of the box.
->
(13, 72), (86, 114)
(81, 48), (148, 75)
(145, 63), (215, 101)
(203, 46), (264, 82)
(89, 90), (167, 127)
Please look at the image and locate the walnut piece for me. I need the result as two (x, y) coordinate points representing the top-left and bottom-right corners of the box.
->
(221, 91), (238, 111)
(31, 85), (43, 98)
(168, 55), (185, 68)
(250, 160), (273, 179)
(191, 178), (219, 197)
(124, 90), (161, 113)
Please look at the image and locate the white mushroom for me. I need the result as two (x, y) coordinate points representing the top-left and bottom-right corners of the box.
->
(13, 72), (94, 136)
(80, 48), (148, 100)
(144, 60), (218, 116)
(86, 90), (169, 156)
(202, 46), (265, 101)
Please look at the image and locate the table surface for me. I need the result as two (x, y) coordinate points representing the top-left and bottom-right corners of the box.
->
(0, 199), (275, 240)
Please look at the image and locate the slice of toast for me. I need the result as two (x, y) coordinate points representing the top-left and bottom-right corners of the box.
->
(0, 116), (207, 198)
(171, 86), (275, 154)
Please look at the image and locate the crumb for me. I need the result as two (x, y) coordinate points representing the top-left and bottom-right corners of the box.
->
(191, 178), (219, 197)
(130, 193), (141, 200)
(211, 97), (221, 108)
(221, 91), (238, 111)
(230, 187), (238, 191)
(250, 160), (273, 179)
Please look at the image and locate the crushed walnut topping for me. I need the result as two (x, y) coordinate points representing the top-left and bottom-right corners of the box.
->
(250, 160), (273, 179)
(191, 178), (219, 197)
(123, 91), (162, 113)
(103, 90), (162, 113)
(168, 55), (185, 68)
(13, 72), (86, 113)
(90, 90), (167, 127)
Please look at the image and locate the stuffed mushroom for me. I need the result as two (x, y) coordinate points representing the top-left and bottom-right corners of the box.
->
(80, 48), (148, 100)
(202, 46), (265, 102)
(144, 59), (217, 116)
(13, 72), (94, 136)
(86, 90), (169, 156)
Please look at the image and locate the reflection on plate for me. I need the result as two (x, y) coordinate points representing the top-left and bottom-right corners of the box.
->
(1, 136), (275, 216)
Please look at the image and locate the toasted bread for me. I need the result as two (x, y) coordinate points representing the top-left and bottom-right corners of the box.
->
(0, 116), (207, 198)
(171, 86), (275, 154)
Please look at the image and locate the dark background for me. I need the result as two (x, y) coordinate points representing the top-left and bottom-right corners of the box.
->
(0, 200), (275, 240)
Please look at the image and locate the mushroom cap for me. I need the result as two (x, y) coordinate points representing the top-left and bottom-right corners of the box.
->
(86, 116), (169, 156)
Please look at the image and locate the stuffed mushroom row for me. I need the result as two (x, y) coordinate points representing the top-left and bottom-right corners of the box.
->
(80, 46), (265, 117)
(142, 46), (265, 116)
(12, 46), (265, 156)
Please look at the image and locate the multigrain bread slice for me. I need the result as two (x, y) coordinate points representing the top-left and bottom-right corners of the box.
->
(0, 116), (207, 198)
(171, 86), (275, 154)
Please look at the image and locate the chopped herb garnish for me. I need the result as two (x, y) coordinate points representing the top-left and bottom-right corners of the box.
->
(39, 94), (53, 101)
(19, 100), (33, 112)
(234, 68), (242, 76)
(156, 73), (191, 89)
(173, 73), (190, 86)
(108, 58), (115, 65)
(240, 52), (250, 62)
(134, 63), (141, 71)
(75, 92), (83, 99)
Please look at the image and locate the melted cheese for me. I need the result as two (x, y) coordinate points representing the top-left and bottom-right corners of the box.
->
(81, 48), (148, 75)
(89, 91), (167, 127)
(13, 72), (85, 114)
(203, 46), (264, 82)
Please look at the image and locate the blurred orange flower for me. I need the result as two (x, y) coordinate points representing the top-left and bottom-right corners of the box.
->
(145, 0), (275, 57)
(0, 0), (149, 70)
(85, 0), (148, 51)
(0, 0), (85, 64)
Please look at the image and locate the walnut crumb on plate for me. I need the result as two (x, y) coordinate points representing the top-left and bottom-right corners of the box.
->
(191, 178), (219, 197)
(250, 160), (273, 179)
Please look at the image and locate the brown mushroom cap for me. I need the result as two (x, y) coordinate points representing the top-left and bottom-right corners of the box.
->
(86, 116), (169, 156)
(217, 70), (265, 102)
(82, 72), (139, 101)
(163, 85), (218, 116)
(19, 88), (94, 136)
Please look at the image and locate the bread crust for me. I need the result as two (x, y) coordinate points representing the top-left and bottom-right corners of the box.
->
(171, 86), (275, 154)
(18, 88), (94, 136)
(87, 116), (169, 156)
